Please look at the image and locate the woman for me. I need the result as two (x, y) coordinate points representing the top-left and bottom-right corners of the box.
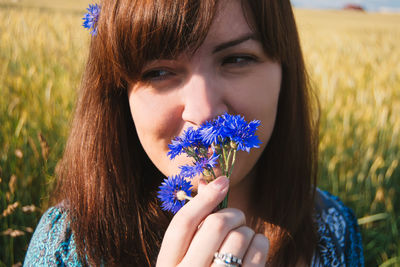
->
(24, 0), (364, 266)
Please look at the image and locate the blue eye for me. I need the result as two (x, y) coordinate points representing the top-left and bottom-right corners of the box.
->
(141, 69), (174, 81)
(222, 55), (257, 67)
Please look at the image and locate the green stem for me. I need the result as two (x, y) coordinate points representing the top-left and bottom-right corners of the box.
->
(210, 168), (217, 180)
(218, 155), (225, 177)
(225, 148), (232, 174)
(222, 146), (228, 176)
(218, 189), (229, 210)
(217, 149), (237, 211)
(228, 150), (237, 178)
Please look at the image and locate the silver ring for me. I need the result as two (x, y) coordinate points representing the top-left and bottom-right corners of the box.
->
(213, 252), (242, 266)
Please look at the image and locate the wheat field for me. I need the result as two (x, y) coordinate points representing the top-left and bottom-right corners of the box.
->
(0, 2), (399, 266)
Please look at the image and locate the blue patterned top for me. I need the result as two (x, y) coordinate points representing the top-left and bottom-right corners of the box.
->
(24, 189), (364, 266)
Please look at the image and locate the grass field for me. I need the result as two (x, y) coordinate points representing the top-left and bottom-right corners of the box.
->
(1, 1), (399, 266)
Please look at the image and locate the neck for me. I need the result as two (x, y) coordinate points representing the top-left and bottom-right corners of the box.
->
(227, 169), (256, 220)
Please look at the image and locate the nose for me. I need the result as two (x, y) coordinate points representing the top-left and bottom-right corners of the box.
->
(181, 74), (227, 126)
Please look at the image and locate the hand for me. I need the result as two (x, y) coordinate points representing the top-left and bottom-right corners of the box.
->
(156, 176), (270, 267)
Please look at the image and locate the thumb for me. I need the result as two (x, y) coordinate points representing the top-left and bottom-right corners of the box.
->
(197, 178), (207, 194)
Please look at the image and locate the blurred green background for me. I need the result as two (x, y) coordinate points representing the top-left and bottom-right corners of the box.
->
(0, 0), (399, 266)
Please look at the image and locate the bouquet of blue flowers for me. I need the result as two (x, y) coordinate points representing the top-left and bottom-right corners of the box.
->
(157, 113), (261, 214)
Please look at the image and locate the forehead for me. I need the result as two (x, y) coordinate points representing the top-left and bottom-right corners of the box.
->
(114, 0), (260, 81)
(205, 0), (254, 44)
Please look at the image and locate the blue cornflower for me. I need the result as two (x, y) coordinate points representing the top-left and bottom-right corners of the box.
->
(157, 175), (192, 214)
(199, 113), (260, 152)
(83, 4), (101, 36)
(179, 153), (219, 178)
(160, 114), (262, 211)
(199, 116), (228, 146)
(221, 114), (261, 152)
(167, 127), (204, 159)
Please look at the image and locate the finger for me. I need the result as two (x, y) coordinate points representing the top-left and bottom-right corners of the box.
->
(242, 233), (270, 267)
(210, 226), (255, 267)
(181, 209), (246, 266)
(157, 176), (229, 266)
(193, 179), (208, 233)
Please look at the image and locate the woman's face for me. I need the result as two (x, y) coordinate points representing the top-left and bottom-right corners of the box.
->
(128, 0), (281, 189)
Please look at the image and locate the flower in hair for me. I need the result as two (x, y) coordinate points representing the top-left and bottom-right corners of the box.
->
(157, 175), (193, 214)
(158, 113), (261, 213)
(83, 3), (101, 36)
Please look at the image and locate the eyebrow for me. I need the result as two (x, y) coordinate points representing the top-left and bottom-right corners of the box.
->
(212, 33), (259, 54)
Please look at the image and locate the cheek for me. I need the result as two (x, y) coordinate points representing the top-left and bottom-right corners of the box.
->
(128, 88), (183, 172)
(253, 64), (281, 150)
(228, 64), (281, 144)
(225, 64), (281, 183)
(257, 95), (279, 147)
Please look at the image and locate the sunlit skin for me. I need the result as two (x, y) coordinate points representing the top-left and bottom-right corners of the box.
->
(128, 1), (281, 212)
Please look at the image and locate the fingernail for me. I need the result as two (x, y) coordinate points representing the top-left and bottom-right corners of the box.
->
(197, 178), (207, 194)
(212, 176), (229, 191)
(199, 178), (207, 186)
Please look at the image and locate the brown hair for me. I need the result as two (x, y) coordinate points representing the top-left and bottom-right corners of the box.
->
(53, 0), (319, 266)
(246, 1), (319, 265)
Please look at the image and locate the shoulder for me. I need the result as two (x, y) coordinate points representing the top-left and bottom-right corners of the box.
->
(24, 205), (83, 266)
(312, 188), (364, 266)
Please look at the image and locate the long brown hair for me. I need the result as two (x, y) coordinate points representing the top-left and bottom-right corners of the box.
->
(246, 1), (319, 265)
(53, 0), (319, 266)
